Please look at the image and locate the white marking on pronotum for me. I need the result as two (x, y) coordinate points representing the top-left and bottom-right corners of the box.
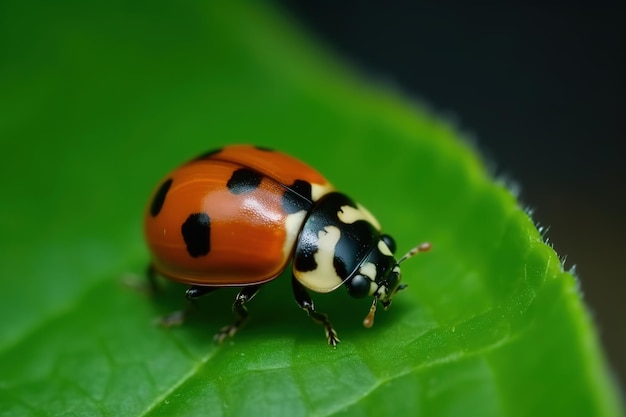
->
(295, 225), (343, 293)
(283, 210), (307, 258)
(337, 204), (381, 230)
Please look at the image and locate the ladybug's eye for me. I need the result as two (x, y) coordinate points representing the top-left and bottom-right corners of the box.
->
(347, 274), (371, 298)
(381, 234), (396, 254)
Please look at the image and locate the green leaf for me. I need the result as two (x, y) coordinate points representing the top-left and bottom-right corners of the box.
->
(0, 1), (621, 416)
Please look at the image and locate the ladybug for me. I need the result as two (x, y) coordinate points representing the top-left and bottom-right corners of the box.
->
(144, 145), (430, 346)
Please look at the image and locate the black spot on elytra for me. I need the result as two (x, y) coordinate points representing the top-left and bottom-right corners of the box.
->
(181, 212), (211, 257)
(282, 179), (313, 214)
(227, 168), (262, 194)
(150, 178), (173, 217)
(194, 148), (223, 160)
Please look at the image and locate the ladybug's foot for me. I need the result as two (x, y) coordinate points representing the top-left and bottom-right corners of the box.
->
(308, 308), (340, 347)
(122, 264), (160, 295)
(213, 324), (239, 344)
(158, 309), (187, 328)
(292, 275), (340, 347)
(325, 325), (341, 347)
(214, 285), (263, 345)
(157, 285), (218, 328)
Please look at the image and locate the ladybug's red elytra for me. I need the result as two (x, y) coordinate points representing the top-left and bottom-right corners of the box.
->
(144, 145), (430, 346)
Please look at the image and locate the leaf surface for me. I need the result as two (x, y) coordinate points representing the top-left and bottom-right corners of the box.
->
(0, 1), (621, 416)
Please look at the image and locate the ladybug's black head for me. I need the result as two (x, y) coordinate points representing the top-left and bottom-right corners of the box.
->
(359, 240), (432, 328)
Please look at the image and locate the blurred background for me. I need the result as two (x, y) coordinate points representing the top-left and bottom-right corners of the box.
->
(276, 1), (625, 392)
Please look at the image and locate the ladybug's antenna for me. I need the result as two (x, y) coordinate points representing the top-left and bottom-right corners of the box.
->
(397, 242), (432, 265)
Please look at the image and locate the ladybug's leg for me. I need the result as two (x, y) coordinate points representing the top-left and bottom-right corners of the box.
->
(159, 285), (218, 327)
(146, 264), (159, 294)
(291, 275), (340, 346)
(214, 284), (263, 344)
(186, 285), (218, 300)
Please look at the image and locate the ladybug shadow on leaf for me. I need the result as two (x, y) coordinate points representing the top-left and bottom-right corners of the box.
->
(247, 274), (416, 346)
(145, 278), (235, 339)
(145, 269), (397, 346)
